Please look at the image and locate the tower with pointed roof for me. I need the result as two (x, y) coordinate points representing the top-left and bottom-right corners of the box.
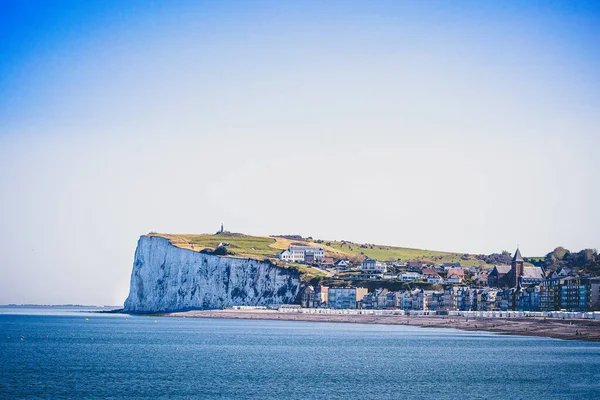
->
(511, 248), (524, 288)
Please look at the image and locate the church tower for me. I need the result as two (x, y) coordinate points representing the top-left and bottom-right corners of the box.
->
(511, 248), (524, 288)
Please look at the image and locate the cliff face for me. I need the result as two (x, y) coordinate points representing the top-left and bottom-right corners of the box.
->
(124, 236), (301, 313)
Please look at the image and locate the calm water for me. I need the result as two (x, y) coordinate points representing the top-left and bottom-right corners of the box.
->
(1, 307), (599, 399)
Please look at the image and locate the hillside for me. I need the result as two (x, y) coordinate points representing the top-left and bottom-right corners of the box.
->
(147, 232), (500, 275)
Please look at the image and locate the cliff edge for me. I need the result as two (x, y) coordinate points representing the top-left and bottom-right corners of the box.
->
(124, 236), (301, 313)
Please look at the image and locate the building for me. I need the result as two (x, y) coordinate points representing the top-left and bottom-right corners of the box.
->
(361, 258), (386, 272)
(421, 268), (439, 279)
(360, 289), (390, 309)
(445, 275), (463, 284)
(473, 270), (489, 286)
(445, 268), (465, 279)
(550, 267), (575, 279)
(428, 291), (445, 310)
(384, 291), (403, 308)
(334, 259), (350, 271)
(442, 263), (461, 270)
(301, 285), (329, 308)
(456, 287), (474, 311)
(427, 276), (443, 284)
(472, 288), (498, 311)
(540, 277), (600, 312)
(327, 287), (368, 309)
(519, 266), (545, 285)
(319, 257), (334, 266)
(510, 248), (524, 287)
(488, 265), (512, 287)
(518, 285), (541, 311)
(400, 272), (422, 282)
(412, 290), (429, 310)
(495, 288), (515, 311)
(278, 250), (292, 262)
(279, 245), (324, 262)
(487, 249), (545, 288)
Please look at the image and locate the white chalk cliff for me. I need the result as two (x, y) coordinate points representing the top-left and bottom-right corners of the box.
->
(124, 236), (302, 313)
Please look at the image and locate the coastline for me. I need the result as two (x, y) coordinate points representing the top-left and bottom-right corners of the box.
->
(162, 309), (600, 342)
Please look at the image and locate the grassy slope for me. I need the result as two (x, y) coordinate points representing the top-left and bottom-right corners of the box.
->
(325, 241), (491, 267)
(148, 233), (500, 275)
(147, 233), (328, 279)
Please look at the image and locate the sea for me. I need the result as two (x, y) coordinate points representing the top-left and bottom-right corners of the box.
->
(1, 306), (599, 399)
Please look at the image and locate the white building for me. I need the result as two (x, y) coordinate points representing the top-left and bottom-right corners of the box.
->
(279, 245), (324, 262)
(361, 258), (387, 272)
(278, 250), (292, 262)
(401, 272), (422, 282)
(445, 276), (463, 284)
(427, 276), (443, 284)
(334, 259), (350, 271)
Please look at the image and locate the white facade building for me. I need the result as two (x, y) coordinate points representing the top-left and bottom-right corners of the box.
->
(401, 272), (422, 281)
(278, 250), (292, 262)
(334, 260), (350, 271)
(279, 245), (324, 262)
(361, 258), (387, 272)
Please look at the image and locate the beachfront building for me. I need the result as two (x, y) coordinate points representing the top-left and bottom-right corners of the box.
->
(472, 289), (498, 311)
(518, 285), (541, 311)
(328, 287), (369, 309)
(401, 290), (417, 310)
(301, 285), (329, 308)
(540, 277), (600, 312)
(495, 289), (514, 311)
(360, 289), (393, 309)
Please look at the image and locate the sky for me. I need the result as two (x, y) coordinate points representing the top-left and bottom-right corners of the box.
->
(0, 0), (599, 305)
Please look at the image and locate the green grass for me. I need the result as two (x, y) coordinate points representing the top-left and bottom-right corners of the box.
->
(325, 241), (493, 267)
(148, 233), (328, 280)
(148, 232), (519, 277)
(287, 263), (328, 279)
(148, 232), (281, 259)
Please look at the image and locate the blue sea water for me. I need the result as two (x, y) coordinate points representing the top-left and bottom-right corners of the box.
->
(1, 307), (600, 399)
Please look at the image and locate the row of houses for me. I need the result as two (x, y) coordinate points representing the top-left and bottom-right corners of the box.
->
(301, 286), (368, 309)
(277, 246), (480, 274)
(301, 276), (600, 312)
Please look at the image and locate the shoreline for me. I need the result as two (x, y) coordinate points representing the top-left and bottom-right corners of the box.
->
(162, 309), (600, 342)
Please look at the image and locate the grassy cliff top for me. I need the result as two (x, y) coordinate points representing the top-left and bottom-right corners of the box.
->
(146, 232), (498, 270)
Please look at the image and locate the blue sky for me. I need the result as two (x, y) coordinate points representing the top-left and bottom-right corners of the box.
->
(0, 0), (599, 304)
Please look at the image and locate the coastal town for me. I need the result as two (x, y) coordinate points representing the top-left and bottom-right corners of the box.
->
(278, 245), (600, 313)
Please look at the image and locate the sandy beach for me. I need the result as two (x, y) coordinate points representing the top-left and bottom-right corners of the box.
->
(164, 309), (600, 342)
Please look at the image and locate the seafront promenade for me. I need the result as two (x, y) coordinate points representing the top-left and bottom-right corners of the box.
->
(166, 308), (600, 342)
(277, 307), (600, 320)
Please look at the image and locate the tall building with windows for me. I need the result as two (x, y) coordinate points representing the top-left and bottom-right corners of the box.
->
(511, 248), (524, 288)
(327, 287), (368, 309)
(541, 277), (600, 311)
